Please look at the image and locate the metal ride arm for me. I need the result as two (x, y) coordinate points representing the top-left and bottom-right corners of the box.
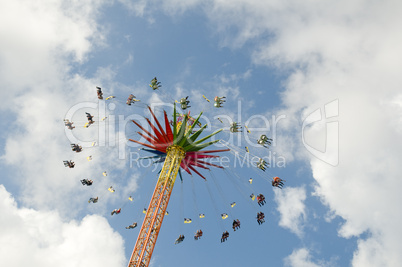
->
(128, 146), (185, 267)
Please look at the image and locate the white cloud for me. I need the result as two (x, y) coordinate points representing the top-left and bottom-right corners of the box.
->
(284, 248), (322, 267)
(124, 53), (134, 65)
(0, 0), (129, 217)
(0, 0), (108, 100)
(118, 0), (201, 20)
(1, 72), (122, 214)
(274, 186), (307, 237)
(263, 1), (402, 266)
(118, 0), (147, 17)
(0, 185), (126, 267)
(216, 69), (252, 84)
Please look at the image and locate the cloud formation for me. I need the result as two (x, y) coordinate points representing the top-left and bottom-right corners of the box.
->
(274, 187), (306, 237)
(284, 248), (320, 267)
(0, 185), (125, 267)
(0, 0), (120, 214)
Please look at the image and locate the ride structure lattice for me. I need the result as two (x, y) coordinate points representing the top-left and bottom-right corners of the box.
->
(128, 105), (229, 267)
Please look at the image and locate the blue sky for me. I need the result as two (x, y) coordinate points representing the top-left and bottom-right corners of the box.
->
(1, 1), (402, 267)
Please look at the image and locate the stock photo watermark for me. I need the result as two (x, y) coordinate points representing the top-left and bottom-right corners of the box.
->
(64, 99), (339, 167)
(128, 150), (286, 171)
(301, 99), (339, 166)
